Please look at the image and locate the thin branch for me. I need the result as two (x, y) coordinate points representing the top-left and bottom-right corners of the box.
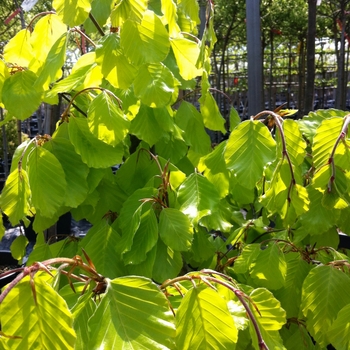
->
(253, 110), (296, 203)
(89, 13), (105, 36)
(71, 27), (96, 48)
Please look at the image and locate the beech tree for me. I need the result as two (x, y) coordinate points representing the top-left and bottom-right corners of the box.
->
(0, 1), (350, 349)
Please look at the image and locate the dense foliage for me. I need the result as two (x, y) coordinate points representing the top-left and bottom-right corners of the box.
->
(0, 1), (350, 349)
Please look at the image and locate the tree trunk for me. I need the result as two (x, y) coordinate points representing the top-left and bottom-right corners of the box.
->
(335, 0), (346, 110)
(298, 39), (306, 117)
(304, 0), (317, 115)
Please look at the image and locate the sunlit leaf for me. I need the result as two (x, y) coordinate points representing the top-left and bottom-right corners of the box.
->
(53, 0), (92, 27)
(134, 63), (177, 108)
(170, 36), (201, 80)
(301, 265), (350, 347)
(233, 244), (261, 275)
(35, 33), (68, 90)
(312, 117), (343, 169)
(281, 119), (307, 166)
(88, 276), (175, 349)
(2, 70), (43, 120)
(68, 117), (124, 168)
(87, 91), (130, 146)
(199, 141), (230, 198)
(225, 120), (277, 189)
(111, 0), (147, 26)
(250, 244), (287, 290)
(159, 208), (193, 251)
(177, 173), (221, 223)
(1, 276), (76, 349)
(29, 14), (67, 73)
(27, 146), (67, 218)
(176, 286), (238, 349)
(121, 10), (170, 65)
(95, 33), (137, 89)
(10, 235), (28, 261)
(0, 168), (31, 225)
(3, 29), (33, 67)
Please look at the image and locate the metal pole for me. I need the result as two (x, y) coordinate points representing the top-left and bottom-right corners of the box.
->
(246, 0), (263, 115)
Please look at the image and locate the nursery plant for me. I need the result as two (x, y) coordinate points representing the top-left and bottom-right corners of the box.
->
(0, 0), (350, 349)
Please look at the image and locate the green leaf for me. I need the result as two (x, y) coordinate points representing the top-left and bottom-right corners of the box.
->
(0, 59), (10, 104)
(199, 90), (226, 133)
(250, 244), (287, 290)
(161, 0), (181, 37)
(199, 141), (230, 198)
(10, 235), (28, 261)
(274, 252), (312, 318)
(159, 208), (193, 251)
(45, 64), (94, 100)
(155, 130), (188, 164)
(280, 323), (316, 350)
(134, 63), (177, 108)
(301, 265), (350, 347)
(29, 14), (67, 74)
(3, 29), (33, 67)
(175, 101), (212, 155)
(250, 288), (286, 331)
(0, 168), (31, 225)
(1, 275), (76, 349)
(88, 276), (175, 349)
(44, 127), (89, 208)
(229, 107), (241, 131)
(233, 244), (261, 275)
(130, 105), (173, 146)
(95, 33), (137, 89)
(68, 117), (124, 168)
(225, 120), (277, 189)
(111, 0), (147, 26)
(260, 159), (290, 218)
(121, 11), (170, 65)
(152, 239), (183, 282)
(328, 304), (350, 350)
(27, 146), (67, 218)
(83, 0), (114, 33)
(312, 117), (343, 169)
(281, 119), (307, 166)
(81, 221), (126, 278)
(118, 187), (157, 254)
(2, 70), (43, 120)
(70, 291), (96, 350)
(177, 173), (221, 223)
(122, 208), (158, 265)
(170, 36), (201, 80)
(87, 91), (130, 146)
(26, 232), (53, 265)
(53, 0), (92, 27)
(35, 33), (68, 90)
(175, 286), (238, 349)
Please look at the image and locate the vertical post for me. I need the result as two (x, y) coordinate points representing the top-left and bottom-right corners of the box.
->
(246, 0), (263, 115)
